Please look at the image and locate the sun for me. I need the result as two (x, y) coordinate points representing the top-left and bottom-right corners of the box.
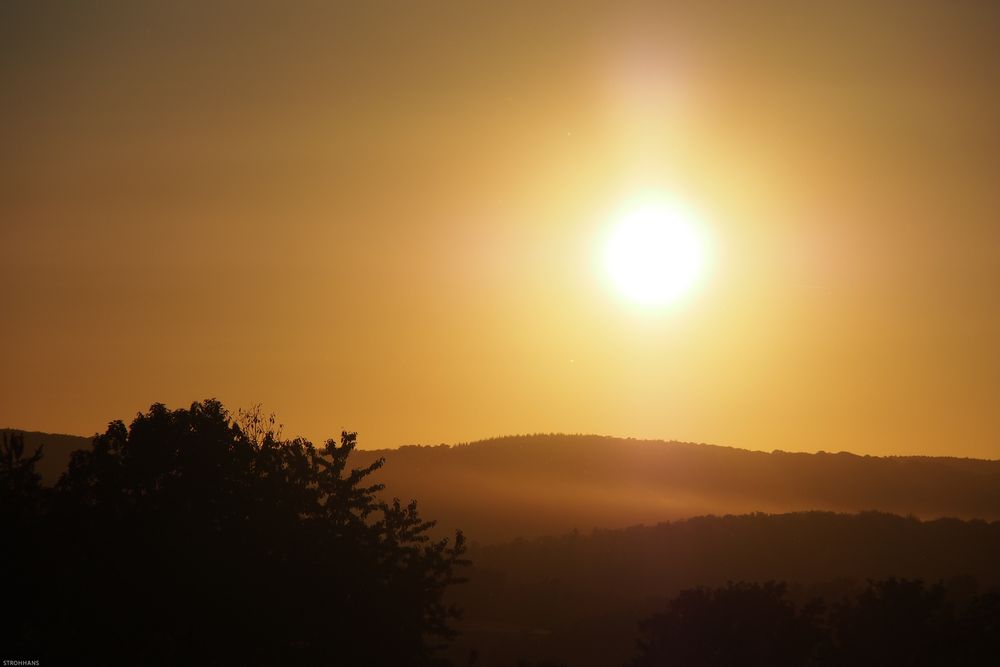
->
(604, 200), (706, 305)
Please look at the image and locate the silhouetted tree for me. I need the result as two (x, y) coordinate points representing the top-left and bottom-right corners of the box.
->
(960, 589), (1000, 666)
(2, 400), (467, 666)
(1, 431), (43, 514)
(630, 581), (823, 667)
(829, 578), (955, 666)
(631, 579), (1000, 667)
(2, 431), (46, 656)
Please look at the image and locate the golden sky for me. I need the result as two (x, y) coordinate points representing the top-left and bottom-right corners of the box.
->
(2, 1), (999, 457)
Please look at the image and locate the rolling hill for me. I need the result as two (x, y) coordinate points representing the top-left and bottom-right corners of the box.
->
(347, 434), (1000, 542)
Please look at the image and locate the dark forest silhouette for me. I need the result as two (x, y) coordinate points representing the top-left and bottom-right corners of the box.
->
(4, 407), (1000, 665)
(2, 401), (466, 666)
(632, 579), (1000, 667)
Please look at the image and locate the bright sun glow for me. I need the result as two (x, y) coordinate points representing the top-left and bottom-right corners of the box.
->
(605, 200), (706, 305)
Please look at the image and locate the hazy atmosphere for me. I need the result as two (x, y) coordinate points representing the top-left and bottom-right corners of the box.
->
(6, 3), (1000, 666)
(4, 1), (1000, 457)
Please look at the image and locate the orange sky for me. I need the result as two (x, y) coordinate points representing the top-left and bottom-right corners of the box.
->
(2, 1), (999, 458)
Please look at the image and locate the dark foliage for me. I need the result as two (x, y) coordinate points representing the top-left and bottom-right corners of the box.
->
(1, 401), (467, 666)
(632, 579), (1000, 666)
(631, 582), (823, 667)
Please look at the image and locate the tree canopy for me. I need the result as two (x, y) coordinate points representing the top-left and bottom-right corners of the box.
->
(2, 400), (467, 666)
(631, 579), (1000, 667)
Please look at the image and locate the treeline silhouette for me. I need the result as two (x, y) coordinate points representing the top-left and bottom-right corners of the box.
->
(1, 401), (466, 666)
(632, 579), (1000, 666)
(449, 512), (1000, 666)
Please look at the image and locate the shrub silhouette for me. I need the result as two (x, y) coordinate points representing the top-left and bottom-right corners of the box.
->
(2, 400), (467, 666)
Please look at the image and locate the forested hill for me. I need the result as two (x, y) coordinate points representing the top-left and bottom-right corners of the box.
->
(347, 434), (1000, 542)
(10, 429), (1000, 542)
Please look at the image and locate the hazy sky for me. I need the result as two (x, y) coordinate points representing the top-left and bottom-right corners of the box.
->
(3, 1), (999, 457)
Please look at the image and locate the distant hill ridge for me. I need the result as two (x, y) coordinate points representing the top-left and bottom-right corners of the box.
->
(345, 433), (1000, 541)
(8, 429), (1000, 541)
(402, 433), (1000, 466)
